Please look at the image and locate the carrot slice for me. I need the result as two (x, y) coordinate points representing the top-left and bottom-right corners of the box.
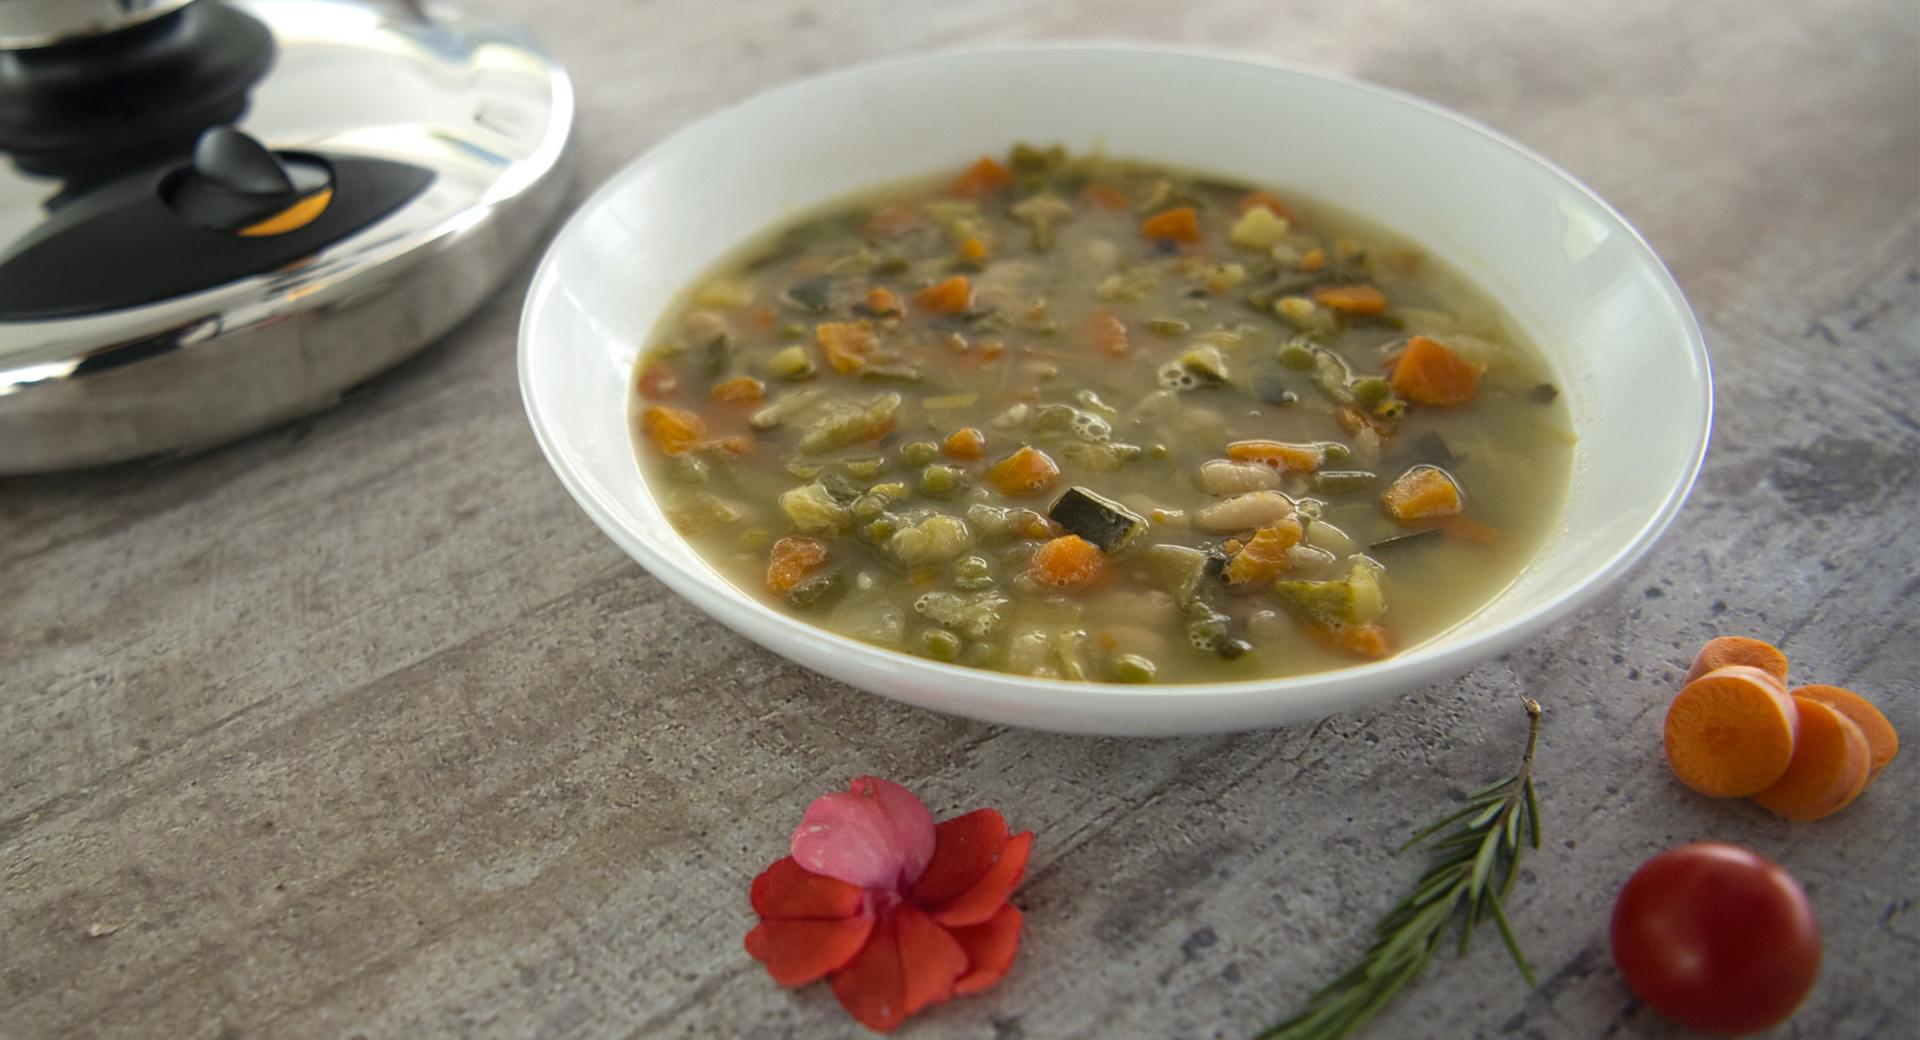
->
(1793, 684), (1899, 784)
(1664, 665), (1801, 798)
(1752, 697), (1871, 821)
(959, 236), (989, 263)
(912, 276), (973, 315)
(863, 286), (902, 317)
(1381, 467), (1463, 523)
(1031, 534), (1103, 588)
(1224, 519), (1303, 586)
(950, 156), (1014, 198)
(816, 320), (878, 373)
(640, 405), (705, 455)
(1087, 311), (1129, 358)
(1313, 283), (1388, 314)
(1227, 439), (1322, 473)
(1388, 335), (1483, 406)
(766, 536), (828, 594)
(1140, 207), (1200, 243)
(1311, 620), (1391, 659)
(711, 376), (764, 403)
(1080, 183), (1131, 211)
(637, 359), (678, 399)
(1296, 248), (1327, 273)
(943, 427), (985, 461)
(985, 445), (1059, 497)
(1684, 635), (1790, 688)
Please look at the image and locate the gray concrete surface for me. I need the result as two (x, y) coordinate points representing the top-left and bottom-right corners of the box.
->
(3, 0), (1916, 1037)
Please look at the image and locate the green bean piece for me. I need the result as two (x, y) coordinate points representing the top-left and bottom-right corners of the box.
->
(1278, 340), (1317, 370)
(766, 345), (816, 381)
(779, 322), (808, 340)
(787, 572), (845, 609)
(900, 441), (939, 467)
(1146, 319), (1190, 337)
(1313, 470), (1380, 495)
(1112, 654), (1158, 684)
(1321, 442), (1353, 465)
(919, 628), (964, 662)
(666, 455), (710, 485)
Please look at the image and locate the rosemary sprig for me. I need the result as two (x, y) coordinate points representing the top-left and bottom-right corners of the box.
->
(1255, 696), (1544, 1040)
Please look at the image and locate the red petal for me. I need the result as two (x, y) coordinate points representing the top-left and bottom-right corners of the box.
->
(910, 809), (1010, 908)
(792, 777), (937, 890)
(829, 904), (967, 1032)
(744, 913), (875, 986)
(949, 904), (1024, 995)
(925, 831), (1033, 928)
(751, 857), (865, 920)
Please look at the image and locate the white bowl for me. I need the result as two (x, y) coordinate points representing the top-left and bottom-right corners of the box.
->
(518, 44), (1710, 736)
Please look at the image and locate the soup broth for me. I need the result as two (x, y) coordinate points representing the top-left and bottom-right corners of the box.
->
(632, 146), (1573, 683)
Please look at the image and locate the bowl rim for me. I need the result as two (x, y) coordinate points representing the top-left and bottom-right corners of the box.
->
(517, 40), (1712, 725)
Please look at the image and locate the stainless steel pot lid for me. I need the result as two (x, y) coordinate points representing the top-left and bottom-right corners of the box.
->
(0, 0), (574, 473)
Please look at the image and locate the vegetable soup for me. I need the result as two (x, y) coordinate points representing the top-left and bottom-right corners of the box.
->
(632, 146), (1573, 683)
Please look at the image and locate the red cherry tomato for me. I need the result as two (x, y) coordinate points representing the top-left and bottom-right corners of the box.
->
(1610, 842), (1820, 1035)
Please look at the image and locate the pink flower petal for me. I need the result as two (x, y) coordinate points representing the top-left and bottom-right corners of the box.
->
(791, 776), (937, 891)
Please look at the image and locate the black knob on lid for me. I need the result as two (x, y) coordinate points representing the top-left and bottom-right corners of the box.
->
(164, 127), (331, 232)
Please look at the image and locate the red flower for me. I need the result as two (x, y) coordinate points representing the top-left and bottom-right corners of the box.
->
(745, 777), (1033, 1032)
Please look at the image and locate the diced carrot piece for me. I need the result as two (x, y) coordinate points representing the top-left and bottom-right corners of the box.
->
(766, 536), (829, 593)
(1312, 620), (1391, 658)
(959, 236), (989, 263)
(1080, 183), (1131, 211)
(640, 405), (705, 455)
(1664, 665), (1801, 798)
(1236, 191), (1296, 221)
(864, 287), (902, 317)
(1141, 207), (1200, 243)
(1087, 311), (1129, 358)
(1381, 466), (1463, 523)
(950, 156), (1014, 199)
(1313, 283), (1389, 314)
(943, 427), (985, 460)
(637, 359), (678, 399)
(1296, 248), (1327, 273)
(1443, 517), (1499, 545)
(1684, 635), (1789, 688)
(711, 376), (765, 403)
(1031, 534), (1103, 589)
(1794, 685), (1900, 784)
(1227, 439), (1322, 473)
(912, 276), (973, 315)
(986, 445), (1059, 496)
(1224, 519), (1303, 586)
(1752, 696), (1872, 821)
(1388, 335), (1484, 406)
(865, 203), (921, 237)
(816, 320), (878, 373)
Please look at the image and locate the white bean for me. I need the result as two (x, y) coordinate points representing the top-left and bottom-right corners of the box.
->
(1194, 491), (1296, 533)
(1197, 459), (1283, 496)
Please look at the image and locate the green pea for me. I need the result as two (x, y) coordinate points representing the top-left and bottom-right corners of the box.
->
(1112, 654), (1158, 684)
(1321, 442), (1352, 465)
(919, 628), (963, 662)
(919, 464), (961, 496)
(900, 441), (939, 467)
(1148, 443), (1171, 460)
(952, 555), (994, 590)
(1352, 376), (1392, 405)
(843, 455), (890, 480)
(1278, 341), (1317, 370)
